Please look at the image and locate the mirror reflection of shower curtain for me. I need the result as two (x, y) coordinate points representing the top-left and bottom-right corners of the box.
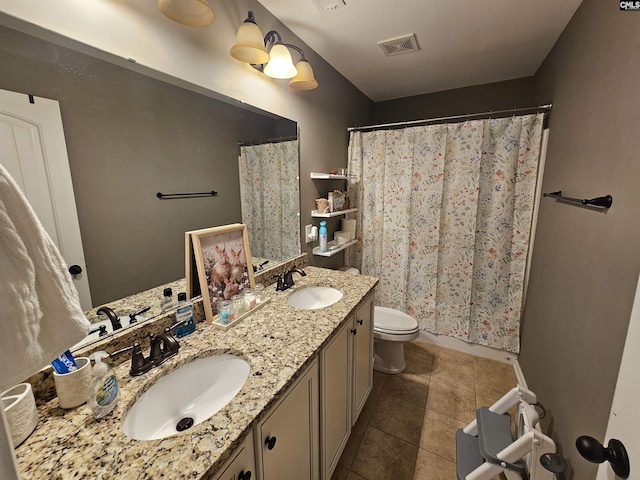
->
(346, 114), (545, 354)
(239, 140), (300, 261)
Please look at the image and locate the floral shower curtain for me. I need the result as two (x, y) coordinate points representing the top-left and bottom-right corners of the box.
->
(346, 114), (544, 353)
(239, 140), (300, 261)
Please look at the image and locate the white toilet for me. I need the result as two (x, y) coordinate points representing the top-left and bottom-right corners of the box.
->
(373, 306), (420, 374)
(338, 267), (420, 373)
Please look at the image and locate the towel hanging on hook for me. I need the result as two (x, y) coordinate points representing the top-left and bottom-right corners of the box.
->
(543, 191), (612, 209)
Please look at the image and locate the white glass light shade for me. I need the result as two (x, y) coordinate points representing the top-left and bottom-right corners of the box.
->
(158, 0), (215, 27)
(230, 21), (270, 64)
(289, 60), (318, 90)
(263, 44), (298, 79)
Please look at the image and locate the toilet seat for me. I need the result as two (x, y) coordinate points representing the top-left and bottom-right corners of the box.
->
(374, 306), (419, 335)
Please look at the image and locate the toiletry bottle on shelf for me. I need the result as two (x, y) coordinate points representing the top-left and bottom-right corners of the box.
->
(319, 220), (328, 253)
(174, 292), (195, 337)
(87, 351), (118, 419)
(160, 287), (174, 312)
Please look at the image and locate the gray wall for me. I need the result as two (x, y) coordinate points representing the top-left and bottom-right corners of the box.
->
(373, 77), (535, 123)
(520, 0), (640, 477)
(0, 25), (289, 305)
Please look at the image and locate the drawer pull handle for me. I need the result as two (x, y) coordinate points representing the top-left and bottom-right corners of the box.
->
(265, 436), (277, 450)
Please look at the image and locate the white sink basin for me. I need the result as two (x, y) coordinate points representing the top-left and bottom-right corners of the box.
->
(287, 286), (343, 310)
(122, 355), (250, 440)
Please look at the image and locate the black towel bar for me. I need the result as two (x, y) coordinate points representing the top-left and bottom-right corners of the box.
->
(156, 190), (218, 199)
(543, 191), (612, 209)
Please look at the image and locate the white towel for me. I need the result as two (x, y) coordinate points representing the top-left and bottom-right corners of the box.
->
(0, 164), (90, 391)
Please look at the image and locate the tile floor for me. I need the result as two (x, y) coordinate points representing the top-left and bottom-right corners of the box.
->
(330, 340), (517, 480)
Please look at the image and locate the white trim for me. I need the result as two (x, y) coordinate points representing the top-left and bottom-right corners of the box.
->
(417, 331), (517, 364)
(522, 127), (549, 311)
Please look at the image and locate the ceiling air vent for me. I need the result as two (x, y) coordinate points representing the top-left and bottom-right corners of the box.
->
(311, 0), (346, 13)
(378, 34), (420, 57)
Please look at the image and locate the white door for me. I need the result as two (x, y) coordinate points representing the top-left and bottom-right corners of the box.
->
(0, 89), (92, 309)
(595, 272), (639, 479)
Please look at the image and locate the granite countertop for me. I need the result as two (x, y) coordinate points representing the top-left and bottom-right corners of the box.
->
(15, 267), (378, 479)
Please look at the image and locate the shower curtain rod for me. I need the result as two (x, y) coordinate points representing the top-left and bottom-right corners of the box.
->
(347, 103), (553, 133)
(238, 135), (298, 147)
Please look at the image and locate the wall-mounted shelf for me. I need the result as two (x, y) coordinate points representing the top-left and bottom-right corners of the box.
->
(313, 239), (358, 257)
(310, 172), (347, 180)
(312, 208), (357, 218)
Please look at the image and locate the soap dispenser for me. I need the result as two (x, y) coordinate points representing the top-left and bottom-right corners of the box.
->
(87, 351), (119, 419)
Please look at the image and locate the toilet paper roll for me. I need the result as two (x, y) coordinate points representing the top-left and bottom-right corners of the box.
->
(341, 219), (356, 232)
(53, 357), (91, 409)
(1, 383), (38, 447)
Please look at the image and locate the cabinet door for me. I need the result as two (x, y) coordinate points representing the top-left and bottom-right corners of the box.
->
(210, 433), (255, 480)
(320, 320), (352, 480)
(256, 359), (319, 480)
(352, 294), (374, 423)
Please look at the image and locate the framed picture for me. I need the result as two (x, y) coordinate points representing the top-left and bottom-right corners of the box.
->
(190, 224), (255, 323)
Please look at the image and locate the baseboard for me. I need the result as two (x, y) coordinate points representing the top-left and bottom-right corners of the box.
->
(416, 331), (519, 364)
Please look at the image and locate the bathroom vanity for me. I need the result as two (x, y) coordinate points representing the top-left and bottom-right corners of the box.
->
(14, 266), (378, 480)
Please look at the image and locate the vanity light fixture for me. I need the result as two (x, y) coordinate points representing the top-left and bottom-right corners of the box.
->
(230, 11), (319, 90)
(158, 0), (215, 27)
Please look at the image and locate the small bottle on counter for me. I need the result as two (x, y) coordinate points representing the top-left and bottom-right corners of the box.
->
(160, 287), (174, 312)
(173, 292), (195, 337)
(231, 294), (246, 318)
(219, 300), (232, 325)
(254, 283), (264, 304)
(244, 288), (256, 309)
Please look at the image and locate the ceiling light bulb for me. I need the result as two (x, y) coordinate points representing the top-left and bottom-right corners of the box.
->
(263, 44), (298, 79)
(230, 13), (270, 64)
(289, 60), (318, 90)
(158, 0), (215, 27)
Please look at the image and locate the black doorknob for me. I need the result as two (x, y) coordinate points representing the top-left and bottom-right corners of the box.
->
(68, 265), (82, 275)
(238, 470), (252, 480)
(357, 319), (363, 325)
(265, 436), (277, 450)
(576, 435), (630, 478)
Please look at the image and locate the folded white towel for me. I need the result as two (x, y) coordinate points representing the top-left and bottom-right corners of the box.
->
(0, 164), (90, 391)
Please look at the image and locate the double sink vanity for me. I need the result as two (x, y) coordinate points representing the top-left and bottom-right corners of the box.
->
(15, 265), (378, 480)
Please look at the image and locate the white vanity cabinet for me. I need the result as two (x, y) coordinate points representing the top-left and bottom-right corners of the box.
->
(254, 358), (320, 480)
(320, 293), (374, 480)
(351, 293), (374, 421)
(209, 433), (255, 480)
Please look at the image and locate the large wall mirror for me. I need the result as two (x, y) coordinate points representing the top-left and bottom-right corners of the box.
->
(0, 22), (301, 310)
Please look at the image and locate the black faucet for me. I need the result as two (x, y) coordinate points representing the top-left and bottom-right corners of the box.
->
(96, 306), (122, 330)
(128, 306), (151, 324)
(111, 342), (153, 376)
(110, 322), (184, 376)
(276, 267), (306, 291)
(149, 329), (181, 366)
(89, 324), (108, 337)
